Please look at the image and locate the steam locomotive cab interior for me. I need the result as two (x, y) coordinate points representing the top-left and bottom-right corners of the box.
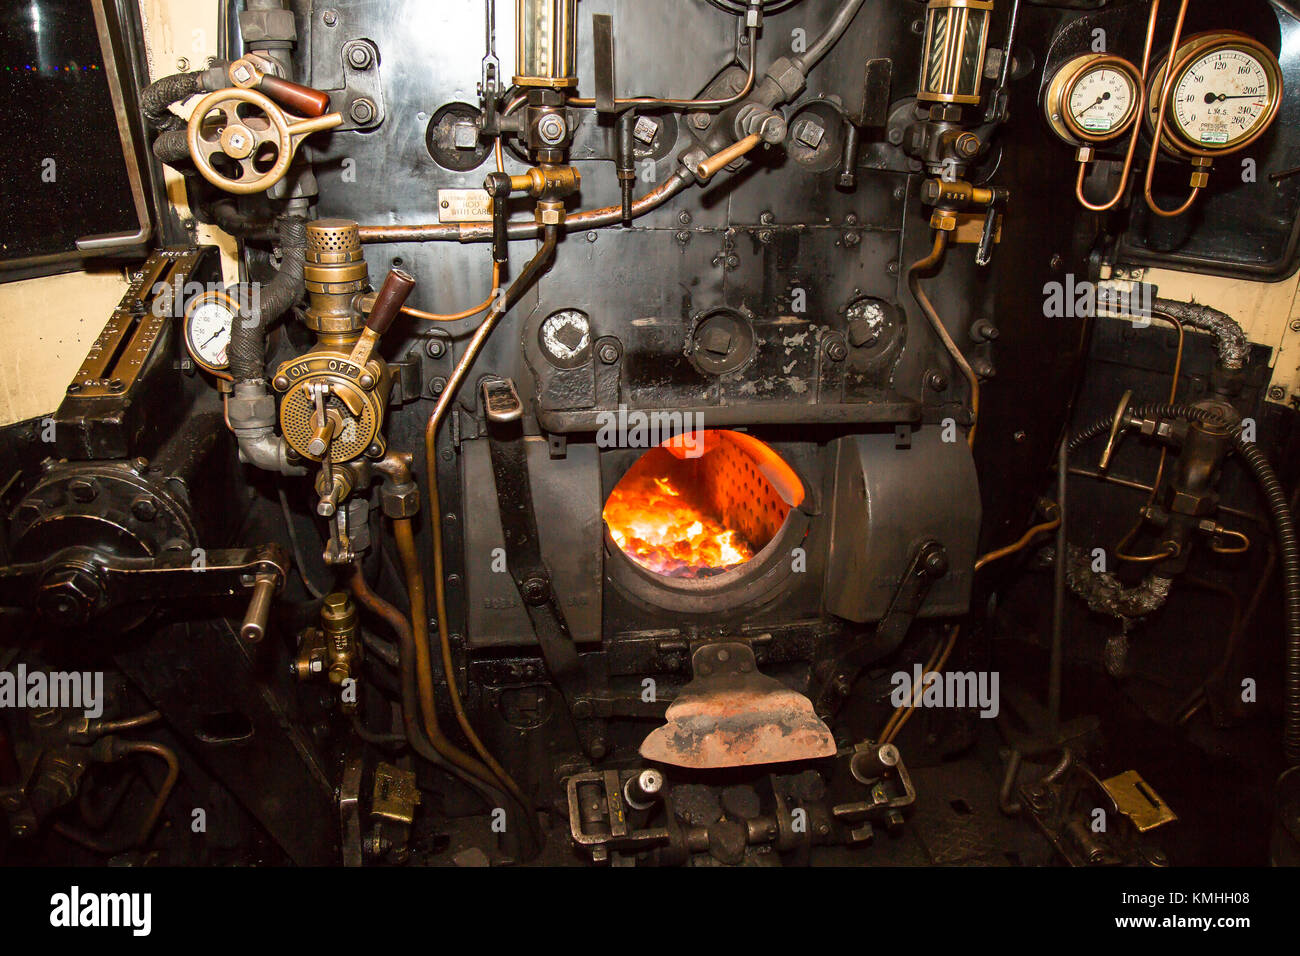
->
(2, 0), (1300, 869)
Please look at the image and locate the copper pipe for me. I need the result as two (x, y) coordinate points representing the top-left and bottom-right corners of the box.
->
(567, 26), (757, 110)
(119, 741), (179, 847)
(54, 740), (180, 853)
(1075, 0), (1164, 212)
(696, 133), (762, 180)
(401, 263), (502, 322)
(357, 171), (691, 244)
(84, 711), (161, 738)
(880, 626), (960, 745)
(1109, 309), (1185, 562)
(906, 230), (980, 447)
(1143, 0), (1201, 218)
(421, 228), (560, 817)
(347, 562), (506, 798)
(386, 519), (499, 786)
(975, 504), (1063, 573)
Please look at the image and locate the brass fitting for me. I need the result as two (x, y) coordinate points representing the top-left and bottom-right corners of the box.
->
(507, 163), (581, 202)
(320, 591), (359, 686)
(302, 219), (369, 334)
(1189, 157), (1214, 190)
(930, 209), (960, 232)
(920, 179), (997, 209)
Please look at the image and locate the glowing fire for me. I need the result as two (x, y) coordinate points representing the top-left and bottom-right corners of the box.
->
(604, 472), (753, 578)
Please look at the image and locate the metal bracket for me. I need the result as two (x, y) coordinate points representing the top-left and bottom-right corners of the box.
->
(481, 379), (608, 757)
(326, 38), (386, 131)
(592, 14), (617, 114)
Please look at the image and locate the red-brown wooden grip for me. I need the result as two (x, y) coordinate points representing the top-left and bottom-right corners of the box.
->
(259, 75), (332, 118)
(367, 269), (417, 335)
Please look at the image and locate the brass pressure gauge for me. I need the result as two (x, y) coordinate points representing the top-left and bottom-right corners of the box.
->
(917, 0), (994, 105)
(183, 289), (239, 373)
(1044, 54), (1142, 145)
(1147, 32), (1282, 157)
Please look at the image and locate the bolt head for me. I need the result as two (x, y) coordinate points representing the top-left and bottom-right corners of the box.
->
(37, 567), (105, 627)
(131, 496), (158, 521)
(347, 44), (373, 69)
(521, 577), (550, 605)
(68, 478), (97, 503)
(349, 98), (376, 124)
(537, 114), (567, 145)
(923, 547), (949, 578)
(426, 338), (447, 358)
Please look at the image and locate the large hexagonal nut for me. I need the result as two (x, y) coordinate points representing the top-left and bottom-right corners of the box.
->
(238, 8), (297, 43)
(381, 482), (421, 519)
(227, 388), (277, 429)
(36, 566), (106, 627)
(765, 57), (807, 99)
(929, 211), (958, 232)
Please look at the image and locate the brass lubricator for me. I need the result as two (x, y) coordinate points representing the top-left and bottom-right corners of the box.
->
(271, 219), (416, 543)
(271, 220), (412, 469)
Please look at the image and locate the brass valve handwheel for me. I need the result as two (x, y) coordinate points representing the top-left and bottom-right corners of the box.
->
(186, 87), (343, 195)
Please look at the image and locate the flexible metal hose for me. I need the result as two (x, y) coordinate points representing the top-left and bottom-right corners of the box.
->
(792, 0), (867, 73)
(141, 72), (203, 131)
(229, 216), (307, 384)
(1152, 298), (1249, 371)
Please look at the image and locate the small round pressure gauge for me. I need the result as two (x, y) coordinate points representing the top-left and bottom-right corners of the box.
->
(183, 289), (239, 374)
(1045, 54), (1142, 145)
(1147, 32), (1282, 157)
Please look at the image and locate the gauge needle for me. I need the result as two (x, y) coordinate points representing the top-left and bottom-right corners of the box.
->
(202, 330), (226, 347)
(1205, 92), (1265, 102)
(1077, 92), (1111, 116)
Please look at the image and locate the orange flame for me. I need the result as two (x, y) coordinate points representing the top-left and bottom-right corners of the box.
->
(604, 472), (753, 578)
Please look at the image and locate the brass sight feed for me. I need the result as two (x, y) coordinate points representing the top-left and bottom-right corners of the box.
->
(304, 219), (369, 334)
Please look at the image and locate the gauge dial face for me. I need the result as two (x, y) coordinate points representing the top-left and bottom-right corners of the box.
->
(1169, 45), (1277, 149)
(1067, 65), (1138, 137)
(184, 292), (236, 373)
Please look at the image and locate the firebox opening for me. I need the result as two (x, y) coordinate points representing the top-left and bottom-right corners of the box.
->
(603, 430), (805, 580)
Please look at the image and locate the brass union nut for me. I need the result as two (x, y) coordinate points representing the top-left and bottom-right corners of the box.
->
(930, 211), (958, 232)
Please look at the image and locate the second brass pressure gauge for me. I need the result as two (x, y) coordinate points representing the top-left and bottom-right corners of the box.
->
(183, 289), (240, 374)
(1147, 32), (1283, 157)
(1045, 54), (1143, 145)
